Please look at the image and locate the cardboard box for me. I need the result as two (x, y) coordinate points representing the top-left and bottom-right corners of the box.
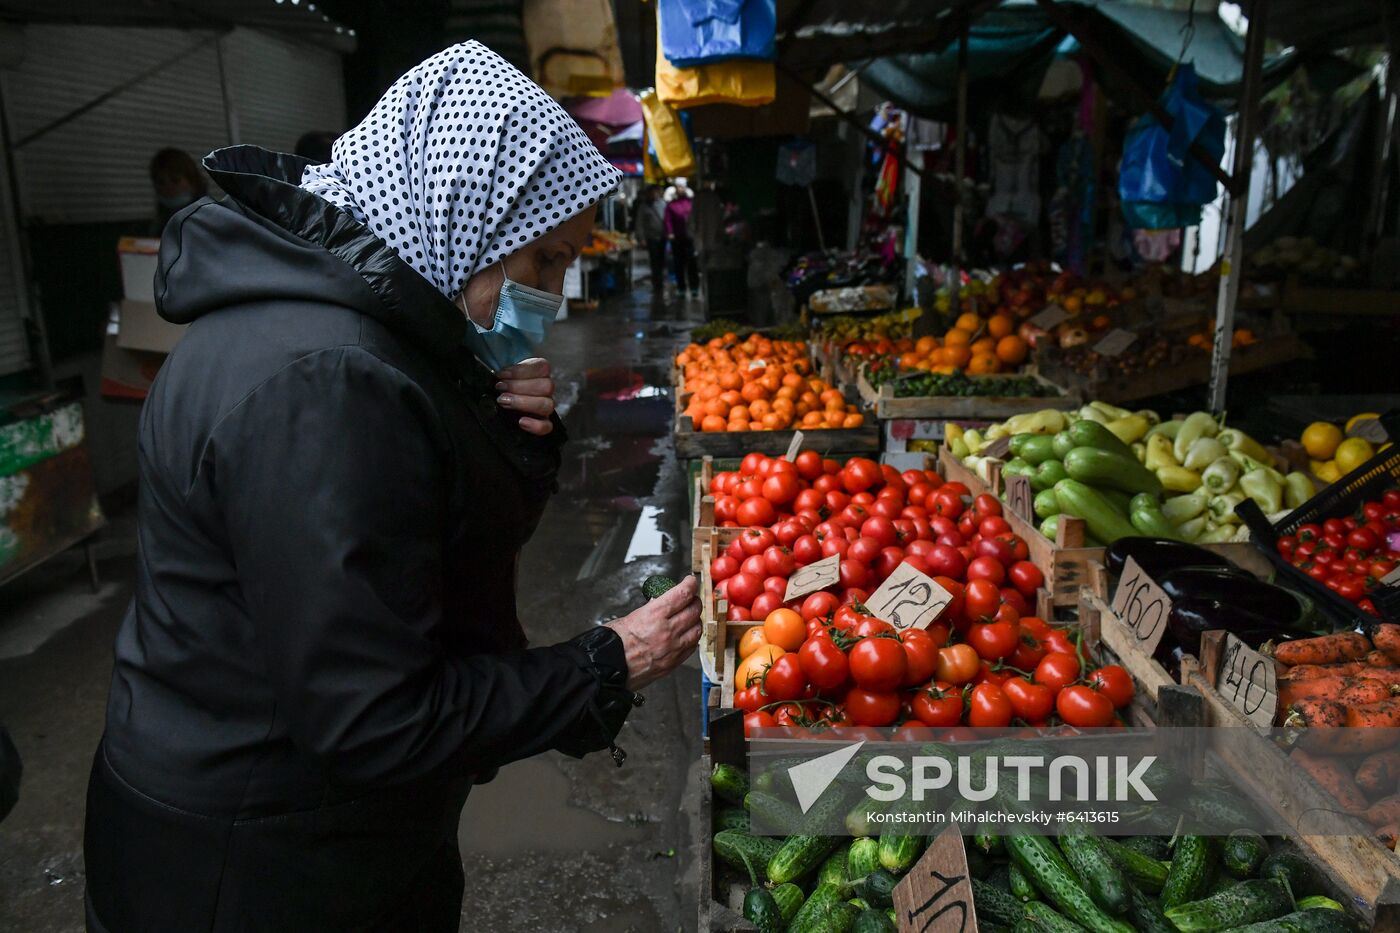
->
(116, 299), (185, 354)
(117, 236), (160, 303)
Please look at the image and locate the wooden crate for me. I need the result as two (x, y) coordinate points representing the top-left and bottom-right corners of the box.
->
(1180, 633), (1400, 927)
(673, 393), (880, 461)
(936, 444), (996, 498)
(856, 367), (1077, 421)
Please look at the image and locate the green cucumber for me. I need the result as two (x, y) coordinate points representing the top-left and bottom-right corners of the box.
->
(713, 831), (783, 877)
(877, 832), (923, 873)
(1013, 434), (1059, 466)
(790, 882), (859, 933)
(769, 834), (841, 885)
(1067, 419), (1138, 459)
(712, 763), (750, 805)
(714, 807), (750, 833)
(1017, 900), (1089, 933)
(975, 878), (1030, 926)
(846, 797), (888, 837)
(1259, 851), (1325, 900)
(1034, 488), (1062, 519)
(641, 574), (677, 599)
(1296, 896), (1344, 912)
(1223, 832), (1270, 879)
(1116, 836), (1170, 860)
(1004, 457), (1036, 478)
(1005, 834), (1134, 933)
(1162, 836), (1216, 911)
(848, 898), (870, 911)
(859, 868), (900, 909)
(974, 833), (1003, 855)
(848, 837), (880, 879)
(771, 882), (805, 922)
(1009, 861), (1039, 901)
(747, 791), (805, 835)
(1126, 881), (1176, 933)
(851, 909), (896, 933)
(1031, 459), (1068, 492)
(745, 885), (785, 933)
(1164, 878), (1294, 931)
(1059, 831), (1131, 916)
(1053, 479), (1141, 544)
(820, 843), (853, 892)
(1101, 837), (1169, 893)
(1129, 492), (1182, 540)
(1185, 784), (1262, 831)
(1064, 446), (1163, 496)
(1221, 908), (1363, 932)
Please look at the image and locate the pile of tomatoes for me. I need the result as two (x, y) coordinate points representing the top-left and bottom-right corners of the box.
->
(1275, 488), (1400, 614)
(708, 451), (1136, 735)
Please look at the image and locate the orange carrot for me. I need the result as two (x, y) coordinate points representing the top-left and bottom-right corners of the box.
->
(1285, 661), (1371, 681)
(1368, 650), (1396, 668)
(1349, 668), (1400, 686)
(1274, 632), (1373, 667)
(1347, 697), (1400, 729)
(1339, 679), (1398, 706)
(1374, 625), (1400, 665)
(1280, 677), (1346, 707)
(1356, 748), (1400, 799)
(1292, 748), (1369, 812)
(1289, 698), (1347, 729)
(1364, 795), (1400, 827)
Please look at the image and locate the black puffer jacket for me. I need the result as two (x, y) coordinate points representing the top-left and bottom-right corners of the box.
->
(85, 146), (633, 933)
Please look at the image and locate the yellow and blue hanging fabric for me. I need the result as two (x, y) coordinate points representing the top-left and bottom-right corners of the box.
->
(639, 89), (696, 176)
(655, 0), (776, 108)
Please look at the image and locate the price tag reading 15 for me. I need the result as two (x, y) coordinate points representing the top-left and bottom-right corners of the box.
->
(1109, 556), (1172, 655)
(864, 562), (954, 632)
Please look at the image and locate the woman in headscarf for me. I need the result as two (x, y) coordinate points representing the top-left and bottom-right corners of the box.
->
(84, 42), (701, 932)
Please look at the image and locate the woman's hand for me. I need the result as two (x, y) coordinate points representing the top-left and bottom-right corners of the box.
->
(496, 358), (555, 436)
(605, 576), (702, 691)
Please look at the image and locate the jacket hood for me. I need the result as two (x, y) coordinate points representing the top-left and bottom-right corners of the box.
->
(156, 146), (469, 370)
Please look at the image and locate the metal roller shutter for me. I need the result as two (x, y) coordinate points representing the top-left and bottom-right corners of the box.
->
(220, 29), (346, 153)
(0, 138), (29, 376)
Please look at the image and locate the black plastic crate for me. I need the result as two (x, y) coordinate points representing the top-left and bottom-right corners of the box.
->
(1238, 412), (1400, 629)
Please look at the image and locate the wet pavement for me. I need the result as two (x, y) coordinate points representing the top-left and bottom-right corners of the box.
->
(0, 279), (707, 932)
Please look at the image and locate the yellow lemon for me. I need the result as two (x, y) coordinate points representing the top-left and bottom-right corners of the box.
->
(1315, 460), (1342, 483)
(1301, 421), (1343, 460)
(1346, 412), (1381, 434)
(1334, 437), (1375, 473)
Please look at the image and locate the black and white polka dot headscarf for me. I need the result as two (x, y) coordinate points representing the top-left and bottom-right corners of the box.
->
(301, 41), (620, 299)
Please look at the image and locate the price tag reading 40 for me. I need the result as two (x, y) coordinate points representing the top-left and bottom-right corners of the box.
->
(1109, 556), (1173, 655)
(864, 562), (954, 632)
(1216, 633), (1279, 729)
(783, 553), (841, 602)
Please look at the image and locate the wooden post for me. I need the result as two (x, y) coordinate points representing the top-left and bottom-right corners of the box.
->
(949, 20), (970, 326)
(1207, 0), (1268, 414)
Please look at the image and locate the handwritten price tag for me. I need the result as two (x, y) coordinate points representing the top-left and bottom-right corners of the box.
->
(1217, 633), (1279, 729)
(1093, 328), (1138, 358)
(864, 561), (954, 631)
(784, 429), (806, 462)
(893, 824), (975, 933)
(1348, 417), (1388, 444)
(980, 435), (1013, 460)
(1028, 303), (1068, 330)
(1108, 557), (1173, 655)
(1004, 474), (1034, 525)
(783, 553), (841, 602)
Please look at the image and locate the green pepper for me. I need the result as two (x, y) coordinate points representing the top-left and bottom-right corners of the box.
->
(1161, 491), (1208, 524)
(1147, 418), (1185, 440)
(1201, 457), (1240, 494)
(1197, 522), (1239, 544)
(1284, 472), (1315, 509)
(1183, 436), (1228, 472)
(1239, 469), (1283, 514)
(1217, 428), (1273, 464)
(1176, 514), (1209, 541)
(1208, 492), (1246, 524)
(1229, 451), (1287, 485)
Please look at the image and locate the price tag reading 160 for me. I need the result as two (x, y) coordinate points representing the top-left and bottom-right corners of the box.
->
(1109, 556), (1172, 655)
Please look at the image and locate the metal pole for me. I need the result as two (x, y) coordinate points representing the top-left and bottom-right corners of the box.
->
(950, 20), (970, 323)
(215, 36), (241, 146)
(1207, 0), (1267, 414)
(903, 141), (923, 300)
(846, 121), (865, 251)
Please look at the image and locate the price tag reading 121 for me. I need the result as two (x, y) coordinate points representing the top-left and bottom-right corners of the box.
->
(863, 562), (954, 631)
(1216, 633), (1279, 729)
(1109, 556), (1172, 655)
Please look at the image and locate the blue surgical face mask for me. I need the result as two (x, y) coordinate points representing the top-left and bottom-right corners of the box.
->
(456, 263), (564, 372)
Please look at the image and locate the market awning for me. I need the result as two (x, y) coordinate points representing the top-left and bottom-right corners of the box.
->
(1266, 0), (1389, 52)
(0, 0), (356, 51)
(775, 0), (1001, 70)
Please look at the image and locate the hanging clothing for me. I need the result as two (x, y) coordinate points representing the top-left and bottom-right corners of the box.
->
(906, 117), (945, 152)
(775, 141), (817, 187)
(658, 0), (776, 67)
(986, 113), (1043, 224)
(301, 41), (620, 301)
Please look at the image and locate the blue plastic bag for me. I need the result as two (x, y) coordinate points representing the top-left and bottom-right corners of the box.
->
(659, 0), (775, 67)
(1119, 65), (1225, 229)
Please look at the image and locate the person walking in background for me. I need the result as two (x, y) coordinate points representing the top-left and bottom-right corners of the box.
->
(148, 148), (209, 233)
(633, 185), (666, 291)
(664, 181), (698, 299)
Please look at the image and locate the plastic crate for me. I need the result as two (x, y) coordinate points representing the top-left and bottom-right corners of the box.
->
(1238, 412), (1400, 628)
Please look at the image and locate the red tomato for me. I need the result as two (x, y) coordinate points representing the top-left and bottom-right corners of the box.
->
(912, 683), (963, 727)
(740, 527), (777, 556)
(762, 576), (788, 597)
(1034, 652), (1082, 690)
(1018, 616), (1051, 640)
(936, 643), (980, 685)
(968, 620), (1021, 661)
(978, 516), (1012, 538)
(759, 654), (807, 702)
(967, 683), (1013, 727)
(907, 482), (934, 508)
(710, 554), (739, 582)
(1057, 684), (1116, 727)
(900, 629), (940, 685)
(893, 518), (917, 543)
(794, 450), (824, 481)
(926, 544), (968, 579)
(823, 490), (852, 515)
(973, 493), (1001, 517)
(799, 637), (850, 691)
(1088, 665), (1135, 708)
(1003, 534), (1030, 562)
(964, 579), (1002, 622)
(996, 586), (1027, 616)
(726, 605), (751, 622)
(845, 688), (901, 726)
(799, 592), (839, 625)
(902, 553), (932, 577)
(726, 572), (763, 608)
(975, 662), (1011, 686)
(924, 622), (951, 649)
(874, 547), (907, 582)
(861, 516), (898, 548)
(762, 472), (800, 507)
(853, 616), (896, 638)
(750, 592), (783, 618)
(839, 587), (870, 608)
(852, 491), (876, 507)
(957, 513), (978, 540)
(930, 516), (959, 539)
(743, 710), (777, 737)
(974, 537), (1015, 567)
(740, 452), (767, 475)
(772, 520), (801, 548)
(842, 458), (882, 494)
(734, 685), (762, 712)
(833, 604), (863, 630)
(1042, 629), (1075, 656)
(933, 577), (966, 626)
(763, 545), (797, 577)
(1008, 635), (1046, 672)
(1008, 561), (1044, 597)
(792, 534), (823, 566)
(929, 488), (965, 518)
(772, 701), (808, 728)
(1002, 677), (1055, 722)
(839, 559), (870, 590)
(740, 554), (768, 578)
(737, 477), (765, 501)
(839, 504), (872, 528)
(736, 497), (777, 528)
(870, 498), (902, 520)
(848, 536), (881, 565)
(715, 495), (740, 523)
(820, 536), (850, 560)
(793, 488), (824, 515)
